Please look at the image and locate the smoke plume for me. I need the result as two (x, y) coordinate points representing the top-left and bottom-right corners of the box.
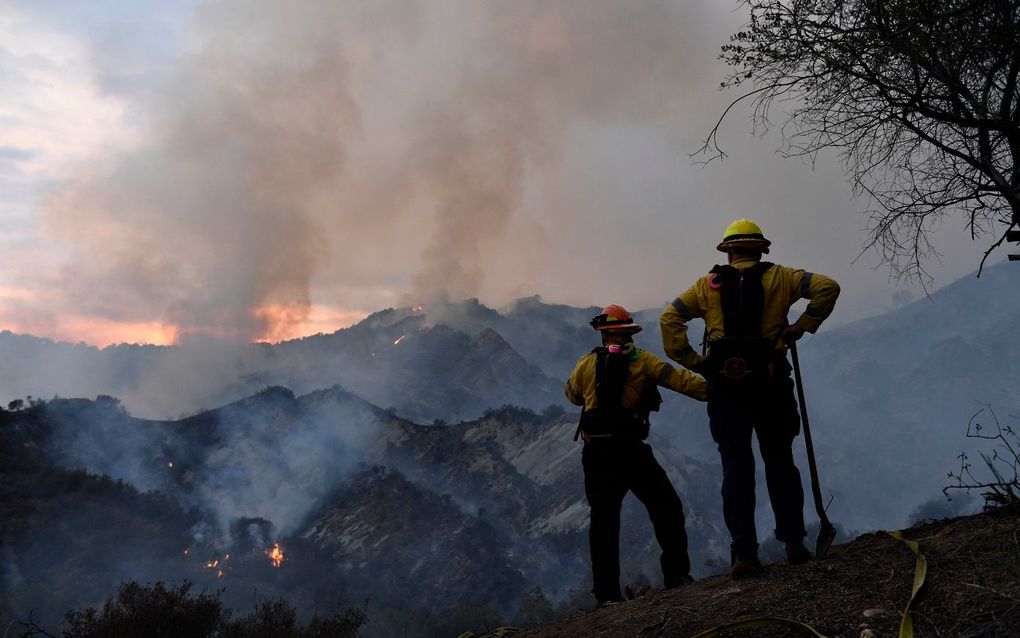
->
(45, 387), (381, 539)
(38, 0), (717, 342)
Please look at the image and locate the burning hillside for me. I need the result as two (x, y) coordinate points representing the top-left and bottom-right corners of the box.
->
(0, 389), (725, 637)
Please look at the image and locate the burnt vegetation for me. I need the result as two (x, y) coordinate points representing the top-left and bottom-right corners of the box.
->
(0, 396), (603, 638)
(0, 400), (367, 637)
(945, 405), (1020, 507)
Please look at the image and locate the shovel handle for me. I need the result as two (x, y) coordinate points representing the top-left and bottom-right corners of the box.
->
(573, 406), (586, 442)
(789, 341), (831, 528)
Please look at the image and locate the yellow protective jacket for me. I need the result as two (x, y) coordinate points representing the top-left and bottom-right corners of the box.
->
(660, 258), (840, 369)
(564, 347), (708, 410)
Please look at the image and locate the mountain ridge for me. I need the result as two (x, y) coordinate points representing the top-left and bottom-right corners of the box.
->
(3, 261), (1017, 535)
(0, 385), (724, 637)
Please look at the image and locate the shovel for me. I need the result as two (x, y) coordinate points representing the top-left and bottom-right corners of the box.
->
(788, 340), (837, 559)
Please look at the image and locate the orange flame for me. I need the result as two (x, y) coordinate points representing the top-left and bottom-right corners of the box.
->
(265, 542), (284, 568)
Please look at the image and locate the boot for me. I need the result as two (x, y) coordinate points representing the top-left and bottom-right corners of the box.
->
(786, 541), (811, 565)
(664, 574), (695, 590)
(624, 584), (653, 600)
(729, 556), (763, 579)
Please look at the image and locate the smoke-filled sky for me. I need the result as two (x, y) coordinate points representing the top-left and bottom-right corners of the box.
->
(0, 0), (1003, 346)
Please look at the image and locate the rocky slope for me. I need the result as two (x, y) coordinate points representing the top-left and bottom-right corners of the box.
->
(0, 388), (726, 637)
(501, 503), (1020, 638)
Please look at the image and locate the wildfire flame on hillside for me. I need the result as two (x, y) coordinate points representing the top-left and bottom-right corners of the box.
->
(266, 542), (284, 568)
(202, 553), (231, 578)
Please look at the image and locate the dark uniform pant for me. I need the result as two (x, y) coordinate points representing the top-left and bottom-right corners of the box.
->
(707, 361), (807, 560)
(582, 438), (691, 602)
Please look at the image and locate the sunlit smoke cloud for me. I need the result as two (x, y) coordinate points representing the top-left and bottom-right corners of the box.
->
(32, 0), (715, 344)
(40, 0), (366, 342)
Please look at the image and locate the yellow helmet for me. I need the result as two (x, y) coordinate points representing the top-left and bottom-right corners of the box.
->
(717, 218), (771, 253)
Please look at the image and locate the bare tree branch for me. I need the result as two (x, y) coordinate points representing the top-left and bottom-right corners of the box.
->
(944, 405), (1020, 508)
(709, 0), (1020, 278)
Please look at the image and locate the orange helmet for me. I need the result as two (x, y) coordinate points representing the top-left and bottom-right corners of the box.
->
(590, 304), (642, 334)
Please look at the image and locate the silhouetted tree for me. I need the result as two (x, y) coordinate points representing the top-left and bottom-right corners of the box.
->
(57, 581), (365, 638)
(63, 582), (223, 638)
(706, 0), (1020, 281)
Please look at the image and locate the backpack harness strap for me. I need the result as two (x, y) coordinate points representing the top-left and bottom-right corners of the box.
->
(578, 346), (653, 442)
(706, 262), (778, 381)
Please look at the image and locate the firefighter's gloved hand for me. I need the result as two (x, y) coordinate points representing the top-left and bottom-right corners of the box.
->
(690, 355), (711, 375)
(781, 325), (804, 344)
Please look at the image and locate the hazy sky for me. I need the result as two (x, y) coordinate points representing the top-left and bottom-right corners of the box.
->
(0, 0), (1004, 346)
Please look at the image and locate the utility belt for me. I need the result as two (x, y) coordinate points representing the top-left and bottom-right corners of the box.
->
(704, 337), (787, 382)
(579, 408), (650, 443)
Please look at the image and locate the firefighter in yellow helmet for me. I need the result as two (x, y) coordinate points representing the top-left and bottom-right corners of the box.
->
(565, 304), (707, 605)
(660, 219), (840, 578)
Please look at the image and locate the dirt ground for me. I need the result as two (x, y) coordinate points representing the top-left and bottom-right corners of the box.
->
(485, 503), (1020, 638)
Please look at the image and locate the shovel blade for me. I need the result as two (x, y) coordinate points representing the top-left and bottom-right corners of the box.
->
(814, 520), (837, 559)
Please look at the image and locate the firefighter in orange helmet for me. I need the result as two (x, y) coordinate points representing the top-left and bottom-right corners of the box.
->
(565, 304), (707, 605)
(660, 219), (839, 578)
